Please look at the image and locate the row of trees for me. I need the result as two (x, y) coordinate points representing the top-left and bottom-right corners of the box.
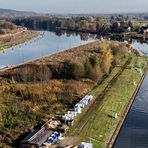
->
(3, 41), (129, 83)
(14, 16), (135, 34)
(0, 21), (16, 34)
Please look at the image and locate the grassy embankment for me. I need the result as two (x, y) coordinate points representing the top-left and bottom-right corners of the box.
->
(65, 53), (147, 147)
(0, 40), (144, 147)
(0, 29), (39, 51)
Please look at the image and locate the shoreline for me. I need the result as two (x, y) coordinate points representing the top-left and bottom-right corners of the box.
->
(0, 29), (39, 51)
(57, 28), (148, 41)
(107, 69), (147, 148)
(61, 54), (147, 147)
(0, 39), (96, 72)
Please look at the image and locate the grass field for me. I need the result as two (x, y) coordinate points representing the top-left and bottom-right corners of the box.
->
(66, 55), (147, 148)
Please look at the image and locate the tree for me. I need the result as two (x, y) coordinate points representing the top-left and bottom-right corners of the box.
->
(128, 21), (133, 31)
(111, 22), (120, 33)
(0, 29), (6, 34)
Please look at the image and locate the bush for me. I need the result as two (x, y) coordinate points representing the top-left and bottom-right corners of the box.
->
(13, 64), (52, 82)
(72, 62), (85, 79)
(0, 29), (6, 34)
(89, 56), (97, 67)
(111, 43), (128, 65)
(84, 59), (104, 82)
(58, 60), (85, 80)
(0, 22), (16, 30)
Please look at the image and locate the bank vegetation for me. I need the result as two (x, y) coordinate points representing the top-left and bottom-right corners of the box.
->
(0, 40), (134, 147)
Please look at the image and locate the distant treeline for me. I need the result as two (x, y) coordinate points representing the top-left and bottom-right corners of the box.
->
(0, 21), (16, 34)
(10, 16), (138, 34)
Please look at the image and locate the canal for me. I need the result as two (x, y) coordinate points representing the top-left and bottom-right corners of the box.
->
(113, 42), (148, 148)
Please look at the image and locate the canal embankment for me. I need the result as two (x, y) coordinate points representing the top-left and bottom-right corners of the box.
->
(107, 67), (148, 148)
(113, 71), (148, 148)
(61, 55), (147, 148)
(0, 28), (39, 51)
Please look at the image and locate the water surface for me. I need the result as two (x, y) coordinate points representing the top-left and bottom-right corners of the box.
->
(132, 40), (148, 55)
(114, 73), (148, 148)
(0, 31), (94, 67)
(113, 42), (148, 148)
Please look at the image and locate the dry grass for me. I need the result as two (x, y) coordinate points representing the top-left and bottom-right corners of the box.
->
(32, 40), (129, 64)
(0, 28), (39, 51)
(0, 40), (131, 147)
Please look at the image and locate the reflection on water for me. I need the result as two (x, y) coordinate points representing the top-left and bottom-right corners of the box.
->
(114, 73), (148, 148)
(54, 30), (97, 41)
(131, 40), (148, 55)
(0, 31), (95, 66)
(0, 30), (147, 67)
(96, 34), (148, 55)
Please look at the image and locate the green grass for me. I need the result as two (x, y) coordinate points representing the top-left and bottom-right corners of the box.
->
(67, 67), (120, 134)
(66, 55), (147, 148)
(78, 69), (140, 147)
(90, 67), (120, 98)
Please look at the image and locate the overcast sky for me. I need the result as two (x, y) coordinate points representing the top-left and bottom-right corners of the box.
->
(0, 0), (148, 14)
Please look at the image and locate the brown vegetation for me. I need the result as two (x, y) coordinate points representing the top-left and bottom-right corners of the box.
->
(0, 21), (39, 51)
(0, 40), (131, 147)
(0, 21), (17, 34)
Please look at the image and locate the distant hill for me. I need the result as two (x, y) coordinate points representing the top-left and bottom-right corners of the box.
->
(0, 8), (38, 18)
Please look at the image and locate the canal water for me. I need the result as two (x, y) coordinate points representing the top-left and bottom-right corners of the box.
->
(0, 31), (94, 67)
(113, 43), (148, 148)
(113, 73), (148, 148)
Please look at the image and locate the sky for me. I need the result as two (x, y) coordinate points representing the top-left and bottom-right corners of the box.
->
(0, 0), (148, 14)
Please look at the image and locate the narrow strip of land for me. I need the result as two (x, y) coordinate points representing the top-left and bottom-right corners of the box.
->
(0, 28), (39, 51)
(60, 55), (147, 148)
(71, 58), (131, 136)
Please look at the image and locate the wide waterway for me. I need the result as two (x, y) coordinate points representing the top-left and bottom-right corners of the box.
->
(0, 31), (94, 67)
(0, 31), (147, 68)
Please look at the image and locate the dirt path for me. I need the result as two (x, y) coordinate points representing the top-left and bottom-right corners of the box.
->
(70, 57), (131, 136)
(107, 69), (148, 148)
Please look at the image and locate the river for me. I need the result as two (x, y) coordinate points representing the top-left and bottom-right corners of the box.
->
(0, 31), (94, 67)
(0, 31), (147, 68)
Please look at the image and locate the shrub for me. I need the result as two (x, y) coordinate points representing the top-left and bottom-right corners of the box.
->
(13, 64), (52, 82)
(89, 56), (97, 67)
(72, 62), (85, 80)
(84, 59), (104, 82)
(0, 29), (6, 34)
(0, 22), (16, 30)
(111, 43), (128, 65)
(56, 60), (85, 80)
